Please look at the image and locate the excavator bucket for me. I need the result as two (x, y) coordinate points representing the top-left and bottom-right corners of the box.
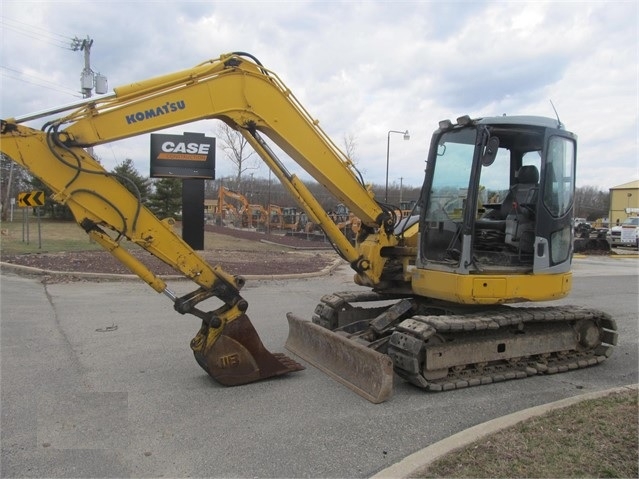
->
(191, 313), (304, 386)
(285, 313), (394, 403)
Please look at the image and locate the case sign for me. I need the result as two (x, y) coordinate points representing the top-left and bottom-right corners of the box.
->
(150, 132), (215, 179)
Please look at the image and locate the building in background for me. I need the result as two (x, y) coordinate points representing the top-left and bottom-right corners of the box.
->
(609, 180), (639, 226)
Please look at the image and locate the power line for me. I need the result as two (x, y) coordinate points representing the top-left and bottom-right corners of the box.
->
(1, 65), (79, 92)
(0, 18), (102, 99)
(0, 67), (82, 98)
(0, 16), (75, 49)
(0, 16), (74, 42)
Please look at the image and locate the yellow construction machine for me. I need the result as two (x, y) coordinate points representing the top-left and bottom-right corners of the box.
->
(1, 52), (616, 403)
(216, 185), (249, 226)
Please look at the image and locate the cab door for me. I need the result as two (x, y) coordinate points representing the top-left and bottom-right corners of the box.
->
(534, 131), (577, 273)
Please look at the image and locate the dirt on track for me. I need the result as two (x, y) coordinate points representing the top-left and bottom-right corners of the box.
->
(0, 225), (340, 277)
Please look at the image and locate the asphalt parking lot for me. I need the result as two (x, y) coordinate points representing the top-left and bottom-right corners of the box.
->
(1, 255), (637, 478)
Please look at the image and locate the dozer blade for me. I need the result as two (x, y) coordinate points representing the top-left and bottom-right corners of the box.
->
(285, 313), (394, 404)
(191, 313), (304, 386)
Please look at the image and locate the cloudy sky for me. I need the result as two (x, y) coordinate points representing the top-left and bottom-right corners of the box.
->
(1, 1), (637, 191)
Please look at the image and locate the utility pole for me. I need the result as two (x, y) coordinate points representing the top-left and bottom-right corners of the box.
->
(1, 159), (15, 221)
(71, 35), (108, 99)
(80, 36), (94, 98)
(70, 36), (107, 161)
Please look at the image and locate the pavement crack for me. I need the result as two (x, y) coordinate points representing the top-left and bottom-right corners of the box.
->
(42, 282), (93, 390)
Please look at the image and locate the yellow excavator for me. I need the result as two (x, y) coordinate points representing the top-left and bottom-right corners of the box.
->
(1, 52), (616, 403)
(217, 185), (249, 226)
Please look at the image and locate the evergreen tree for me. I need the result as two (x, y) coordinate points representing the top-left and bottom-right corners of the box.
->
(111, 159), (151, 202)
(148, 177), (182, 218)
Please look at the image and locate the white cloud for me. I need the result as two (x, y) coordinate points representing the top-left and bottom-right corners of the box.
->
(1, 0), (637, 191)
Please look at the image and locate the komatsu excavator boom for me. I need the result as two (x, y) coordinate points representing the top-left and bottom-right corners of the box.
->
(1, 52), (616, 403)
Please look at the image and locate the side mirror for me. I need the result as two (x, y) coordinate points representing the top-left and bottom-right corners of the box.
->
(481, 137), (499, 166)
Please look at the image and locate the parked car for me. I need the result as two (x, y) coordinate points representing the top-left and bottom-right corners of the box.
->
(608, 217), (639, 248)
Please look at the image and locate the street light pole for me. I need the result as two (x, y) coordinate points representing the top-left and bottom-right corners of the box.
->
(385, 129), (410, 202)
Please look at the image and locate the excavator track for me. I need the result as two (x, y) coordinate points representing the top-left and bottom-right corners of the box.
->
(388, 305), (617, 391)
(304, 292), (617, 397)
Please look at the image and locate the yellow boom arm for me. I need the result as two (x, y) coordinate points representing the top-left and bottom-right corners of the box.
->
(0, 52), (402, 386)
(6, 52), (400, 285)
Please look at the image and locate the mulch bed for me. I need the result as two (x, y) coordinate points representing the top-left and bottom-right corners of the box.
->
(1, 226), (339, 277)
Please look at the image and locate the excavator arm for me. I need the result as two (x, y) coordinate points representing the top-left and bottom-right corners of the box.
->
(1, 52), (397, 388)
(0, 118), (305, 385)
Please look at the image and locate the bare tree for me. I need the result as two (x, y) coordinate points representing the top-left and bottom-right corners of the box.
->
(342, 133), (357, 164)
(1, 153), (31, 221)
(215, 123), (258, 190)
(574, 185), (609, 220)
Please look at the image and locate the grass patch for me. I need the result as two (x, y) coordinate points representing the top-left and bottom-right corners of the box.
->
(0, 218), (291, 256)
(0, 219), (103, 255)
(414, 389), (638, 478)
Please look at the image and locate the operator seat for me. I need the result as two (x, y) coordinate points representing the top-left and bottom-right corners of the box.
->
(503, 165), (539, 253)
(476, 164), (539, 235)
(510, 164), (539, 209)
(475, 165), (540, 255)
(487, 164), (539, 222)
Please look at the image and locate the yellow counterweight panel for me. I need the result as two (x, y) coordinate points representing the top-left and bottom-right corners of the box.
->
(411, 269), (572, 305)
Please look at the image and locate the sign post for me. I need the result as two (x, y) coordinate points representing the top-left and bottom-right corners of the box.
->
(36, 206), (42, 249)
(22, 207), (29, 244)
(149, 132), (216, 250)
(17, 191), (45, 247)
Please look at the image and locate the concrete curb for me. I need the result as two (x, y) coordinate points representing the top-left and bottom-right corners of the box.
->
(371, 384), (638, 479)
(260, 238), (334, 251)
(573, 253), (638, 259)
(0, 257), (345, 282)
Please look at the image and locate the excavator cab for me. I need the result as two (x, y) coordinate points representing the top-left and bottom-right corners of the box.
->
(413, 115), (577, 304)
(289, 115), (605, 403)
